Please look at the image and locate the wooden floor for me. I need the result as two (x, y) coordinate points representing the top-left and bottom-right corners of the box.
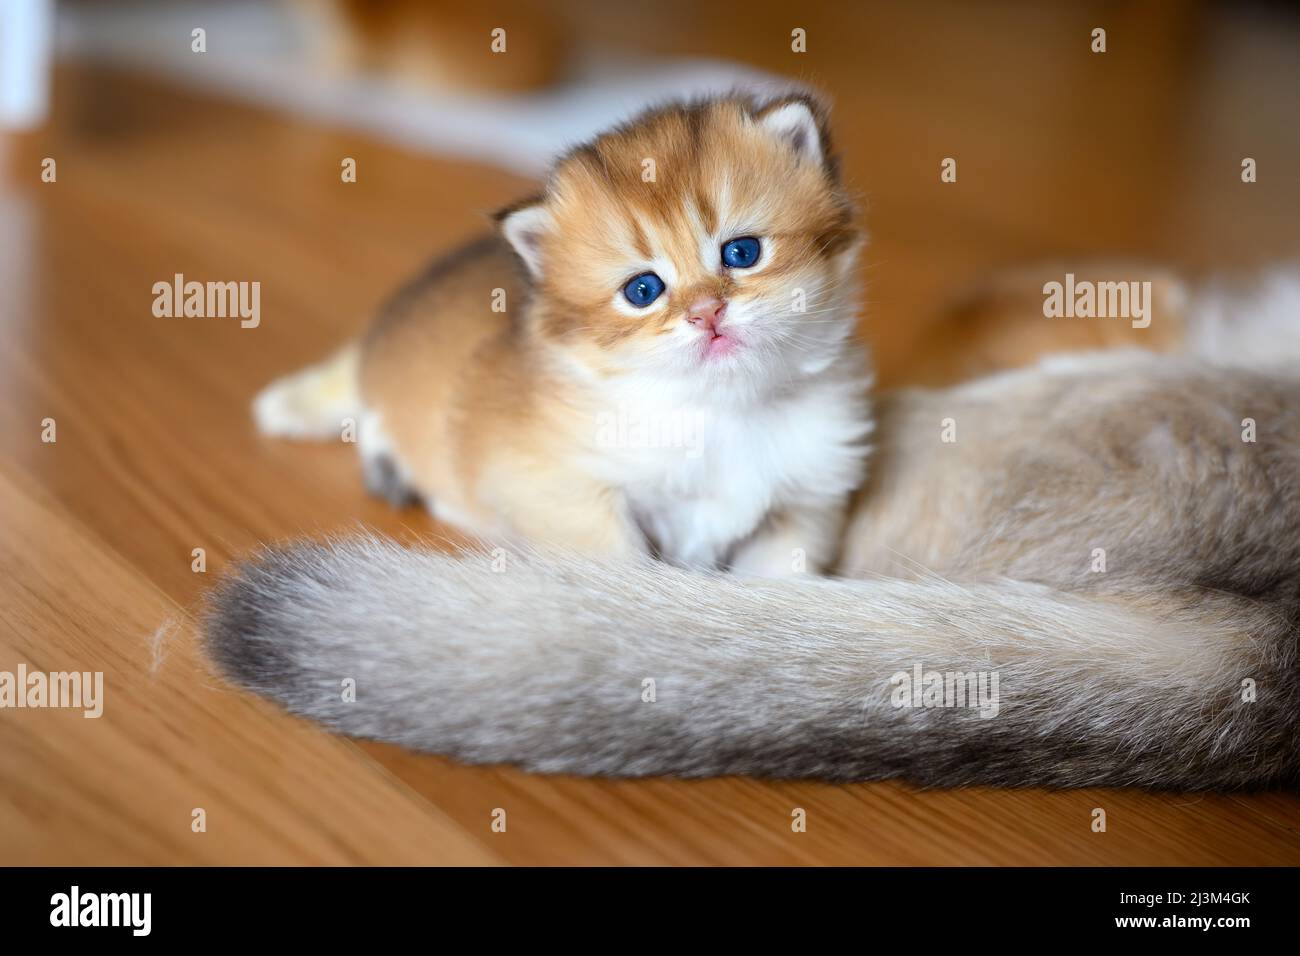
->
(4, 1), (1300, 865)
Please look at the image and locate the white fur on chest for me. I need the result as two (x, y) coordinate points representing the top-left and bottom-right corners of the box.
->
(586, 372), (871, 567)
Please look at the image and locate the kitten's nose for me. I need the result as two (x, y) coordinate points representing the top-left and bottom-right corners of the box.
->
(686, 298), (727, 333)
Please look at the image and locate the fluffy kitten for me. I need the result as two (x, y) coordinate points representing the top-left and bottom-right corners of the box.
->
(255, 94), (871, 574)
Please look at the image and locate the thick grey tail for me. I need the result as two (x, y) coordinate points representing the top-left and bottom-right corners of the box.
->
(202, 537), (1300, 790)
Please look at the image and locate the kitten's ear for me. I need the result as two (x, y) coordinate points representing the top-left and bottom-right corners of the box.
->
(756, 96), (826, 169)
(495, 197), (554, 278)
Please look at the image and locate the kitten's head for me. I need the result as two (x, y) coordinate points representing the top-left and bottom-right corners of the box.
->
(496, 93), (861, 394)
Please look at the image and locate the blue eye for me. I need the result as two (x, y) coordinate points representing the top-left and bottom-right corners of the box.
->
(721, 236), (761, 269)
(622, 271), (666, 307)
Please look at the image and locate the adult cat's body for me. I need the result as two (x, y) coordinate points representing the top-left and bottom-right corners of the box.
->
(255, 95), (869, 573)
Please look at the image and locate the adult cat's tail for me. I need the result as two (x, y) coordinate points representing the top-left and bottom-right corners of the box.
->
(201, 537), (1300, 789)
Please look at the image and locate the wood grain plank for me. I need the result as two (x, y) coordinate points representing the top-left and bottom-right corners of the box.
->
(0, 466), (499, 865)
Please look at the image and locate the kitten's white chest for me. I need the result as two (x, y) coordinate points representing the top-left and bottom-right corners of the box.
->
(595, 380), (869, 567)
(621, 412), (773, 566)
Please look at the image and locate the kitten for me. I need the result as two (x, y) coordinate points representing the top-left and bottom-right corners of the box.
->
(255, 94), (872, 575)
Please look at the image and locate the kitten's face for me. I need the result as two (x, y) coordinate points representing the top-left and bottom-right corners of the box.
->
(500, 96), (860, 393)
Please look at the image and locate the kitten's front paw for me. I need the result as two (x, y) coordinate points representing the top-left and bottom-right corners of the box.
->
(728, 541), (821, 579)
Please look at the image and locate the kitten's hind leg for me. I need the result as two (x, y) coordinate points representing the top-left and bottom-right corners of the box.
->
(362, 451), (420, 508)
(358, 411), (420, 509)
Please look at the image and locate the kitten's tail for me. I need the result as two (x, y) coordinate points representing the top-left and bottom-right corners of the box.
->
(252, 345), (361, 440)
(201, 537), (1299, 789)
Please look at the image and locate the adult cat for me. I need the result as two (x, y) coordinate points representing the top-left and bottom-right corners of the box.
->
(254, 94), (869, 575)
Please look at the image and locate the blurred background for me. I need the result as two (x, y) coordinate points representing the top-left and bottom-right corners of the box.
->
(4, 0), (1300, 867)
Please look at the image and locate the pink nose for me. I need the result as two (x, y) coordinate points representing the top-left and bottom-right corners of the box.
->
(687, 298), (726, 333)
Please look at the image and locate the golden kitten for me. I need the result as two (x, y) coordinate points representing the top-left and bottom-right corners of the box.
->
(256, 94), (871, 574)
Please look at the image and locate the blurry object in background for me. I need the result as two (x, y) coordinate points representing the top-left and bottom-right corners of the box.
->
(907, 262), (1192, 387)
(294, 0), (568, 94)
(0, 0), (54, 130)
(57, 0), (779, 176)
